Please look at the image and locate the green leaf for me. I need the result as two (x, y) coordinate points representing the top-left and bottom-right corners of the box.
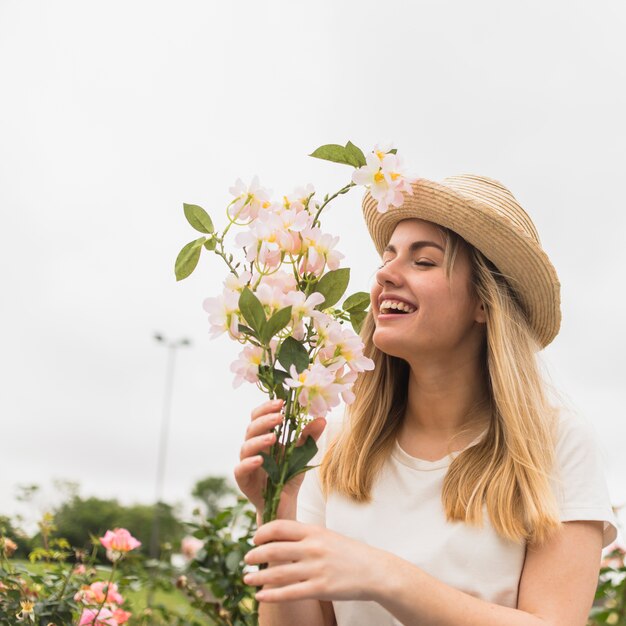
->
(288, 464), (318, 481)
(285, 436), (318, 482)
(175, 237), (206, 281)
(313, 268), (350, 309)
(350, 310), (367, 334)
(273, 384), (287, 401)
(184, 203), (214, 234)
(237, 324), (258, 339)
(225, 549), (242, 573)
(309, 141), (366, 168)
(388, 148), (398, 154)
(342, 291), (370, 312)
(272, 368), (290, 400)
(309, 143), (349, 165)
(277, 337), (310, 374)
(203, 237), (216, 251)
(261, 305), (293, 345)
(260, 452), (281, 485)
(344, 141), (367, 167)
(238, 288), (266, 334)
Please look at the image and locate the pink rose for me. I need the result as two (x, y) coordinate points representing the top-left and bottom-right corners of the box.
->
(181, 536), (204, 560)
(99, 528), (141, 561)
(78, 607), (118, 626)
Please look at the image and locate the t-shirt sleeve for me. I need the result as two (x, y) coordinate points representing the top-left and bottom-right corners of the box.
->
(551, 413), (618, 548)
(296, 417), (343, 527)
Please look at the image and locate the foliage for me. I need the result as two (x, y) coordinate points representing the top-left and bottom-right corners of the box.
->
(191, 477), (237, 519)
(589, 544), (626, 625)
(52, 497), (184, 559)
(180, 498), (257, 626)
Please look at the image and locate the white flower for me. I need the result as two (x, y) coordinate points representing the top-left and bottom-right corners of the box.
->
(285, 291), (326, 340)
(230, 345), (265, 388)
(284, 183), (316, 214)
(298, 226), (344, 276)
(235, 209), (284, 269)
(352, 150), (414, 213)
(256, 282), (290, 314)
(318, 326), (374, 373)
(285, 363), (343, 417)
(333, 365), (358, 404)
(228, 176), (272, 221)
(203, 289), (241, 339)
(310, 311), (344, 348)
(256, 270), (298, 294)
(224, 270), (252, 292)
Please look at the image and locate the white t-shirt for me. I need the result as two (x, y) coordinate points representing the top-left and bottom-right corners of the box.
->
(297, 411), (618, 625)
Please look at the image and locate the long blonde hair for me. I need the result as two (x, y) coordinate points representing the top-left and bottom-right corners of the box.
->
(319, 231), (561, 545)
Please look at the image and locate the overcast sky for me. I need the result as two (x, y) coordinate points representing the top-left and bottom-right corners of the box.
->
(1, 0), (624, 534)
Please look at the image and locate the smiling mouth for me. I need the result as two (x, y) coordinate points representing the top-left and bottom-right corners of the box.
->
(379, 300), (417, 315)
(378, 309), (417, 319)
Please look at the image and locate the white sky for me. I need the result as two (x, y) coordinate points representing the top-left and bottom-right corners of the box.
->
(1, 0), (624, 532)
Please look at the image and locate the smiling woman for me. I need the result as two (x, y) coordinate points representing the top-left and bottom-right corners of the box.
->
(238, 175), (618, 626)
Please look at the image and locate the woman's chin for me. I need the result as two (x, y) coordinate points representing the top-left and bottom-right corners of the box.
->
(372, 331), (413, 360)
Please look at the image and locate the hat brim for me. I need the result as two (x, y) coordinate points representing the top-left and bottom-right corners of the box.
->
(362, 178), (561, 348)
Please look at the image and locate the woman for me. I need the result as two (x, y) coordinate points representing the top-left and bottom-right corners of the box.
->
(234, 174), (618, 626)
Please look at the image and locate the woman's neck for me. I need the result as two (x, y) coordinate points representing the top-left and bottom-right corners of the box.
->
(402, 353), (490, 439)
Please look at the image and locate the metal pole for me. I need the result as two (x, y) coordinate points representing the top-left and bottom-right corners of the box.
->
(149, 342), (177, 559)
(147, 333), (190, 608)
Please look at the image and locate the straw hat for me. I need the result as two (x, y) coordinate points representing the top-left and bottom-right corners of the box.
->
(362, 174), (561, 348)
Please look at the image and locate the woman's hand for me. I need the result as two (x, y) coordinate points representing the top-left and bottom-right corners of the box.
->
(233, 399), (326, 520)
(242, 520), (389, 603)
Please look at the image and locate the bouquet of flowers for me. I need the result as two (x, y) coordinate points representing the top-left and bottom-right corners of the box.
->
(175, 141), (414, 525)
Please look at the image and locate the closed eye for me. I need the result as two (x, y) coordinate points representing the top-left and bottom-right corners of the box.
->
(377, 260), (436, 269)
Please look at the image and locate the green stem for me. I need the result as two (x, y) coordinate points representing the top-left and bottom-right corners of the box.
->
(88, 558), (117, 626)
(49, 563), (74, 603)
(312, 182), (355, 228)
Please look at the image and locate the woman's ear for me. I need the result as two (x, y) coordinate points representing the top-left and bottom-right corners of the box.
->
(474, 301), (487, 324)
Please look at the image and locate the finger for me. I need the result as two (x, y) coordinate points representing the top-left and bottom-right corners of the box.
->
(239, 432), (277, 461)
(243, 560), (307, 588)
(296, 417), (326, 446)
(253, 519), (308, 546)
(250, 399), (284, 421)
(233, 455), (264, 483)
(255, 580), (319, 603)
(244, 540), (305, 566)
(245, 412), (284, 440)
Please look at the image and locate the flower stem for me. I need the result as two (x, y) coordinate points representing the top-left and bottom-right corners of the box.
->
(312, 181), (356, 227)
(89, 559), (117, 625)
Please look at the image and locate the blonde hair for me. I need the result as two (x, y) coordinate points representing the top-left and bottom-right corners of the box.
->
(319, 231), (561, 545)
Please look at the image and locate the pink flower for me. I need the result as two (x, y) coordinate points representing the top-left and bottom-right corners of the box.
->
(298, 226), (344, 276)
(79, 607), (118, 626)
(285, 363), (343, 417)
(228, 176), (272, 221)
(285, 291), (326, 340)
(230, 345), (265, 388)
(99, 528), (141, 561)
(75, 581), (124, 606)
(73, 564), (87, 575)
(601, 539), (626, 569)
(181, 536), (204, 560)
(112, 608), (132, 624)
(318, 326), (374, 373)
(203, 289), (241, 340)
(352, 150), (414, 213)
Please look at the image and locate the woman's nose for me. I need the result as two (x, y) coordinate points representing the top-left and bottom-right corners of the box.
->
(376, 258), (404, 287)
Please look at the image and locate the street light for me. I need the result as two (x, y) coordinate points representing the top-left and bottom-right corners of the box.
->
(149, 333), (191, 560)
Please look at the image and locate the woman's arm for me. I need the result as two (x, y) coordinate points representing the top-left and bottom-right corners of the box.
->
(376, 520), (603, 626)
(245, 519), (603, 626)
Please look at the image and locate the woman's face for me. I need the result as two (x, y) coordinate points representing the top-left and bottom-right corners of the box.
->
(370, 219), (486, 362)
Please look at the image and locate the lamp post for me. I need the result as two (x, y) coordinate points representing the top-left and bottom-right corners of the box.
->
(149, 333), (191, 560)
